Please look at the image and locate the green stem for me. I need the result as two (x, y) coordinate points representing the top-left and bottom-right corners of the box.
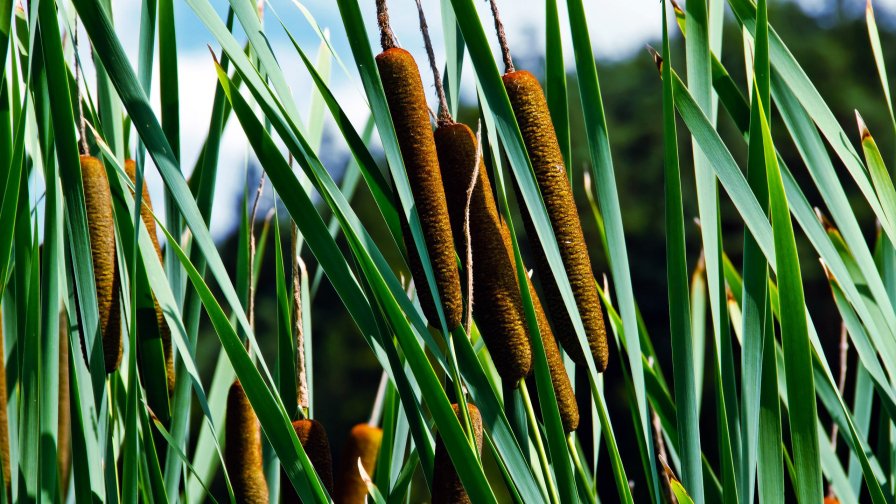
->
(568, 433), (597, 504)
(448, 327), (475, 450)
(520, 380), (561, 504)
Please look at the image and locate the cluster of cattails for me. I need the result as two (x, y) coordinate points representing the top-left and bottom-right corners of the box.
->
(225, 386), (385, 503)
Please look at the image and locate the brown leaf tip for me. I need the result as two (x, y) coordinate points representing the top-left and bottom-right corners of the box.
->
(646, 45), (663, 75)
(856, 110), (871, 141)
(819, 258), (836, 282)
(670, 0), (684, 15)
(814, 207), (836, 233)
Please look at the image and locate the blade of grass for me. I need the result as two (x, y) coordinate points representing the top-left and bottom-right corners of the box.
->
(738, 2), (771, 502)
(684, 2), (740, 501)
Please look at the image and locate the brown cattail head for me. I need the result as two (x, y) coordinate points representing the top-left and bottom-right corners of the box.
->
(502, 71), (608, 372)
(334, 423), (383, 504)
(375, 47), (463, 330)
(432, 403), (483, 504)
(124, 160), (175, 394)
(225, 381), (269, 504)
(58, 310), (71, 492)
(80, 155), (122, 373)
(525, 278), (580, 432)
(0, 311), (8, 495)
(435, 122), (531, 384)
(282, 419), (334, 503)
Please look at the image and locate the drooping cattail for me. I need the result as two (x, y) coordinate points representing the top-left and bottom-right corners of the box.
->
(490, 0), (608, 371)
(374, 2), (462, 330)
(124, 160), (175, 393)
(58, 310), (71, 493)
(0, 311), (8, 496)
(334, 423), (382, 504)
(281, 419), (334, 503)
(432, 403), (483, 504)
(81, 155), (122, 373)
(225, 381), (268, 504)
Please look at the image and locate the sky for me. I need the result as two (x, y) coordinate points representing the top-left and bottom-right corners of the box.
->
(65, 0), (896, 240)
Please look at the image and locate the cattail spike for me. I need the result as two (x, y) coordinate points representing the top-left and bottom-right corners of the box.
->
(282, 419), (334, 502)
(0, 311), (8, 498)
(335, 424), (383, 504)
(432, 403), (483, 504)
(436, 122), (531, 383)
(376, 47), (463, 330)
(81, 155), (122, 373)
(58, 310), (71, 492)
(503, 71), (609, 372)
(525, 275), (580, 432)
(124, 160), (175, 393)
(225, 381), (269, 504)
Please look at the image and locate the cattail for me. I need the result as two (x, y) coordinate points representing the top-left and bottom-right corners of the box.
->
(81, 155), (122, 373)
(484, 0), (607, 371)
(124, 160), (175, 393)
(375, 4), (462, 330)
(334, 423), (382, 504)
(225, 381), (268, 504)
(58, 310), (71, 492)
(435, 122), (531, 384)
(432, 403), (483, 504)
(281, 419), (334, 503)
(503, 70), (608, 372)
(0, 311), (8, 496)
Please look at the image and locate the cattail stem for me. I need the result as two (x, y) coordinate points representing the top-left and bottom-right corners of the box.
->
(828, 322), (848, 498)
(652, 408), (677, 504)
(376, 0), (397, 51)
(519, 380), (560, 504)
(73, 20), (89, 155)
(415, 0), (451, 123)
(488, 0), (514, 73)
(248, 173), (266, 334)
(567, 434), (597, 504)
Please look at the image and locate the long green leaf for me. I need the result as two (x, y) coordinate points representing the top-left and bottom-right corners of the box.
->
(756, 95), (821, 503)
(659, 3), (702, 500)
